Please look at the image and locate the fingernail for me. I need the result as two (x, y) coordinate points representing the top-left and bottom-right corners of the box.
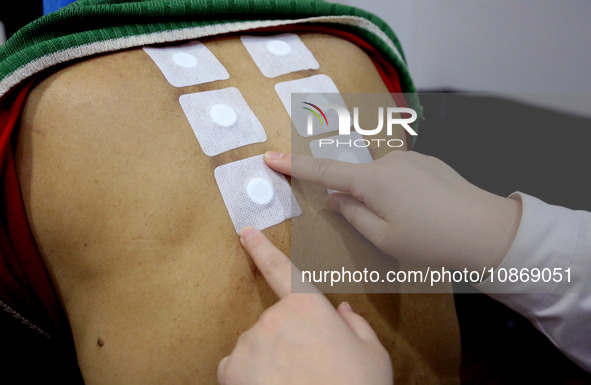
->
(340, 301), (353, 311)
(239, 227), (258, 242)
(264, 151), (284, 161)
(326, 195), (342, 212)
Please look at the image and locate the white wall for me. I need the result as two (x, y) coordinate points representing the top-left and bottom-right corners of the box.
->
(332, 0), (591, 116)
(0, 21), (5, 46)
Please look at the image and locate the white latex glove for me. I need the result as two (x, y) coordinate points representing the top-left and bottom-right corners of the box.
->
(264, 150), (521, 272)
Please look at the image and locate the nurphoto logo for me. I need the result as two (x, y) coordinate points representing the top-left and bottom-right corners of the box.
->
(302, 101), (418, 148)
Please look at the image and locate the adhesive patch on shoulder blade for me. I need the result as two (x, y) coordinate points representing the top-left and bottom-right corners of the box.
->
(241, 33), (319, 78)
(143, 40), (229, 87)
(275, 74), (348, 137)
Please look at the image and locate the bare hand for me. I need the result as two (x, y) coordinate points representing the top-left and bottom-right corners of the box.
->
(217, 228), (393, 385)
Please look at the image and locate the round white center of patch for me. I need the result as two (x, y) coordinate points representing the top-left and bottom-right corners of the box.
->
(266, 40), (292, 56)
(210, 104), (238, 127)
(246, 177), (275, 205)
(172, 52), (198, 68)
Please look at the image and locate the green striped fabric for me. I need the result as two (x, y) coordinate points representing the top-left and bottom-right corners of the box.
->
(0, 0), (420, 138)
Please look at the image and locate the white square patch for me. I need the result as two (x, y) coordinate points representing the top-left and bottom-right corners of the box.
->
(143, 40), (229, 87)
(240, 33), (319, 78)
(179, 87), (267, 156)
(309, 131), (373, 164)
(214, 155), (302, 233)
(275, 74), (349, 137)
(309, 131), (373, 194)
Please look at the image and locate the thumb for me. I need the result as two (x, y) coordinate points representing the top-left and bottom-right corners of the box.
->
(337, 302), (382, 345)
(217, 356), (230, 384)
(327, 193), (389, 247)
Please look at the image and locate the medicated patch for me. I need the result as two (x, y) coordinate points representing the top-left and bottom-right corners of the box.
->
(143, 40), (229, 87)
(309, 131), (373, 193)
(215, 155), (302, 233)
(240, 33), (319, 78)
(309, 131), (373, 164)
(275, 74), (348, 137)
(179, 87), (267, 156)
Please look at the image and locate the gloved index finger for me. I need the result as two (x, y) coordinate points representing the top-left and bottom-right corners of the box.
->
(239, 227), (319, 299)
(264, 152), (361, 194)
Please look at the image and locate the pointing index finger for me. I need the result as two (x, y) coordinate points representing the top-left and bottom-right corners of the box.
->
(239, 227), (318, 299)
(264, 152), (361, 194)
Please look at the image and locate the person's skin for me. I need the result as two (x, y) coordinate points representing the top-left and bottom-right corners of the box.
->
(219, 151), (522, 383)
(15, 33), (460, 384)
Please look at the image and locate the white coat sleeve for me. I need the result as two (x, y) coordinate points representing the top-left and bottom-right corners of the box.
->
(476, 192), (591, 372)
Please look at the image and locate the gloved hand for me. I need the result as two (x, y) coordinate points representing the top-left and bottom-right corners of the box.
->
(264, 150), (521, 273)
